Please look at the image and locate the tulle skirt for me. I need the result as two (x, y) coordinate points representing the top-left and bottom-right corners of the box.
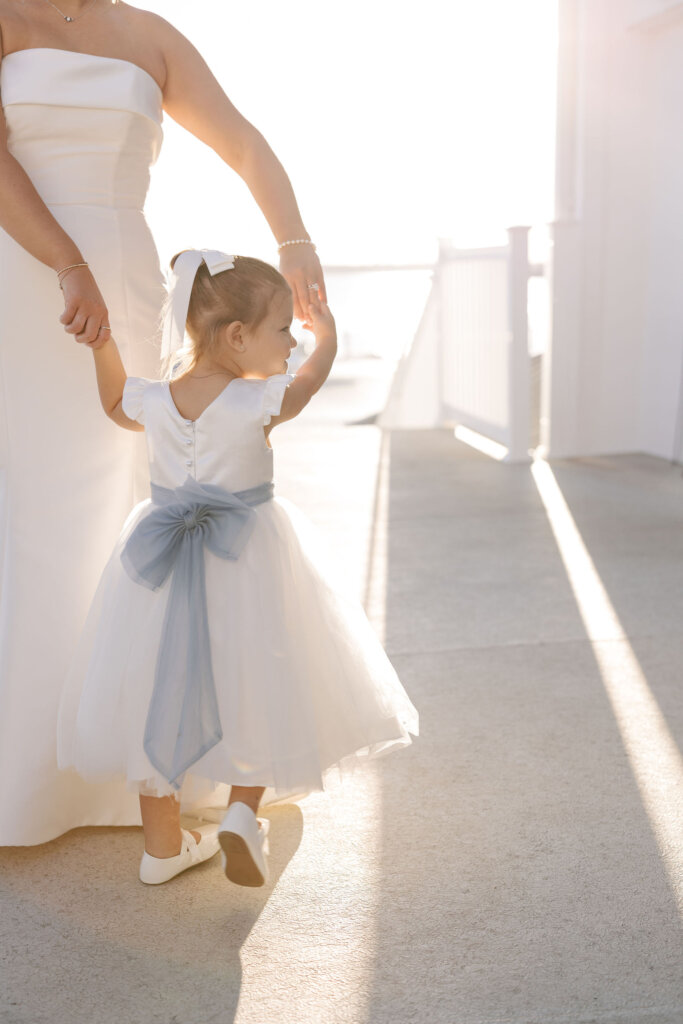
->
(57, 493), (419, 801)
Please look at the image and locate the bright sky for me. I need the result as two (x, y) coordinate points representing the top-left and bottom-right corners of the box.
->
(138, 0), (558, 269)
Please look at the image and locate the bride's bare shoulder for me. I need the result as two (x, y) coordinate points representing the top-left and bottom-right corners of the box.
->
(0, 1), (174, 56)
(115, 3), (184, 40)
(0, 0), (19, 18)
(117, 3), (206, 61)
(108, 3), (187, 85)
(0, 0), (27, 54)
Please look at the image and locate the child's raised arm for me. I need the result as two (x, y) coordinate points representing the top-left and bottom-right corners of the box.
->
(91, 337), (144, 432)
(269, 292), (337, 429)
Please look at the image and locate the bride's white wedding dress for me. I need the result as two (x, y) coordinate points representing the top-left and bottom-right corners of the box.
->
(0, 48), (176, 844)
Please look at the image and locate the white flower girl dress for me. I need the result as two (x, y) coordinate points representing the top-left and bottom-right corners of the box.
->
(57, 369), (419, 802)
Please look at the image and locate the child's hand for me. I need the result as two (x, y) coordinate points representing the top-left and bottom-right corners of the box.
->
(299, 290), (336, 341)
(87, 330), (114, 351)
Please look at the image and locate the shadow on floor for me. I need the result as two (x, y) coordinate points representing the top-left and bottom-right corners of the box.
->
(0, 802), (303, 1024)
(363, 431), (683, 1024)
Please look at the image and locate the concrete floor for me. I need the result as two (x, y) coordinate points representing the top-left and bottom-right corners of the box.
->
(1, 368), (683, 1024)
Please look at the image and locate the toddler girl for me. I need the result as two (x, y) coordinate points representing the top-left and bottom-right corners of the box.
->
(57, 249), (418, 887)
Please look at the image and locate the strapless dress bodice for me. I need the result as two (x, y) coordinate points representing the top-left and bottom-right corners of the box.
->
(0, 48), (163, 209)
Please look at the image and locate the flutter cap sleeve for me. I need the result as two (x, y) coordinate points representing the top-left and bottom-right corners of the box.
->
(262, 372), (296, 426)
(122, 376), (152, 425)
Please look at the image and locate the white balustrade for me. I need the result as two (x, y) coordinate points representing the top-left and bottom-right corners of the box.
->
(379, 226), (541, 463)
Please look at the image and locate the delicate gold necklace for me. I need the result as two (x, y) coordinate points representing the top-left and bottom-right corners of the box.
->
(187, 370), (235, 380)
(41, 0), (99, 22)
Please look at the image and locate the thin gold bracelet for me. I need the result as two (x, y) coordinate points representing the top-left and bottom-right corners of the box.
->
(57, 261), (89, 279)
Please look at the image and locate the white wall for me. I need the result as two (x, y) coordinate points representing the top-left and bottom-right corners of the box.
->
(637, 15), (683, 459)
(548, 0), (683, 458)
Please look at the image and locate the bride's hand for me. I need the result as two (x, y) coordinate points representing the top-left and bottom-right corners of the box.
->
(58, 267), (111, 350)
(278, 244), (327, 322)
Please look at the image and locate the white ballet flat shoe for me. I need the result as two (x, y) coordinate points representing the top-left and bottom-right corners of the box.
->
(139, 825), (220, 885)
(218, 802), (270, 887)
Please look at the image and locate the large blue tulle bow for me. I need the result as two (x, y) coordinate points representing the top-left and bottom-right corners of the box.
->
(121, 476), (274, 789)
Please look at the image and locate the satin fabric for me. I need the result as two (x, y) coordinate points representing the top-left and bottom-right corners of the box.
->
(120, 374), (295, 492)
(161, 249), (236, 361)
(57, 375), (419, 802)
(122, 477), (274, 788)
(0, 49), (167, 844)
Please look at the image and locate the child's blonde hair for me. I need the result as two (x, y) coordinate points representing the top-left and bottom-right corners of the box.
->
(165, 252), (290, 377)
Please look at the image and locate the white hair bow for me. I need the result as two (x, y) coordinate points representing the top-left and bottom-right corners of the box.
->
(161, 249), (236, 362)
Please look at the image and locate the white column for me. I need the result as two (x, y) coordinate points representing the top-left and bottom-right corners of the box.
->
(506, 226), (532, 463)
(543, 220), (582, 457)
(543, 0), (584, 458)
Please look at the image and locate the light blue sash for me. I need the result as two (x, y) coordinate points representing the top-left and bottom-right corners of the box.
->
(121, 475), (274, 789)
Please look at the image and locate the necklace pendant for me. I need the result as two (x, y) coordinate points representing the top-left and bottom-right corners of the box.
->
(65, 14), (74, 20)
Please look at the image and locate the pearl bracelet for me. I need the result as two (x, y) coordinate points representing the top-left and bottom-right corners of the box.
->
(277, 239), (316, 252)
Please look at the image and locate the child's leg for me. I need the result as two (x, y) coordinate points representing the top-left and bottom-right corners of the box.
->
(139, 793), (203, 857)
(228, 786), (265, 817)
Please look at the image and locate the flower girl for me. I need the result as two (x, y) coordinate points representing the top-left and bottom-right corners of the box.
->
(58, 250), (418, 887)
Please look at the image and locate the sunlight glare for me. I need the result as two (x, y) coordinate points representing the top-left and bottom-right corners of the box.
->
(531, 458), (683, 913)
(363, 430), (391, 642)
(236, 427), (388, 1022)
(455, 424), (508, 461)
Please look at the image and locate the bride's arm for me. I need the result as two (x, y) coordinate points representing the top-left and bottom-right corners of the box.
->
(0, 66), (111, 348)
(152, 14), (327, 321)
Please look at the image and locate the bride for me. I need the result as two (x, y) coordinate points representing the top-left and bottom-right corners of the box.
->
(0, 0), (327, 845)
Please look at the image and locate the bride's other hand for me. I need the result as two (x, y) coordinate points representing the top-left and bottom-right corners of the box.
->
(58, 267), (111, 349)
(279, 245), (327, 322)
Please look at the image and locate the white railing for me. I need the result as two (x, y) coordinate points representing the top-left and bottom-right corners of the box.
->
(379, 226), (543, 463)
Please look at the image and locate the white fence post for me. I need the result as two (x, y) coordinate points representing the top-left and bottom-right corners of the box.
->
(543, 220), (582, 458)
(506, 226), (532, 462)
(436, 237), (448, 422)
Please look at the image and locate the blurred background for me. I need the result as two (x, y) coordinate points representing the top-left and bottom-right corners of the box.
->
(133, 1), (683, 466)
(137, 0), (557, 432)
